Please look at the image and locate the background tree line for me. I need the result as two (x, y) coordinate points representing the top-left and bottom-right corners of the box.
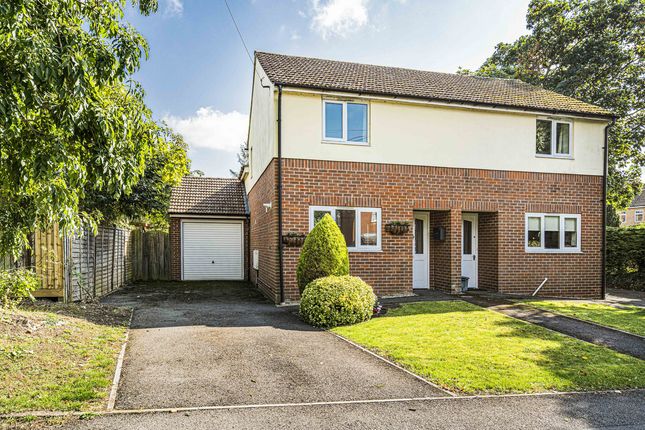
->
(460, 0), (644, 225)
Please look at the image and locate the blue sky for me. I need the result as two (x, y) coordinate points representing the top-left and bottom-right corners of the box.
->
(126, 0), (532, 177)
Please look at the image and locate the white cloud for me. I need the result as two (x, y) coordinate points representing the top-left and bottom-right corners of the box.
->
(163, 108), (248, 153)
(310, 0), (369, 39)
(164, 0), (183, 17)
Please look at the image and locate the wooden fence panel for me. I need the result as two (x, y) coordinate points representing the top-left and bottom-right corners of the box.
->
(33, 227), (64, 298)
(3, 225), (164, 301)
(129, 230), (170, 281)
(64, 225), (131, 302)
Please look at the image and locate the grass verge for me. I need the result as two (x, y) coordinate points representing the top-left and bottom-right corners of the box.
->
(0, 303), (130, 414)
(521, 301), (644, 337)
(332, 301), (645, 395)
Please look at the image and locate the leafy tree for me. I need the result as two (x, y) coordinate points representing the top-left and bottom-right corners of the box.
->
(229, 142), (248, 178)
(0, 0), (187, 255)
(82, 126), (189, 230)
(461, 0), (644, 213)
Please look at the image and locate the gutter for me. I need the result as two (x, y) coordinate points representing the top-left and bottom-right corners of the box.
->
(277, 85), (284, 304)
(601, 119), (615, 299)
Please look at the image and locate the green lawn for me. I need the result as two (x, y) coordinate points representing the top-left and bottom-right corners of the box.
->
(332, 301), (645, 395)
(0, 303), (130, 414)
(522, 301), (645, 337)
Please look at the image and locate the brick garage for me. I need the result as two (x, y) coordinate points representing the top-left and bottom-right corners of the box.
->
(169, 177), (249, 282)
(248, 158), (602, 303)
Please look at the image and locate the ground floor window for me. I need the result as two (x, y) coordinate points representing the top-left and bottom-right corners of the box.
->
(525, 213), (581, 253)
(309, 206), (381, 251)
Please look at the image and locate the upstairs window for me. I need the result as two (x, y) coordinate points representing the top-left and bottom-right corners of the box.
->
(525, 213), (581, 253)
(536, 119), (572, 157)
(309, 206), (381, 251)
(636, 210), (644, 223)
(323, 101), (368, 144)
(620, 212), (626, 224)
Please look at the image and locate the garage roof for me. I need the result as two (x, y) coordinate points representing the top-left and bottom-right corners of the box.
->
(169, 177), (248, 216)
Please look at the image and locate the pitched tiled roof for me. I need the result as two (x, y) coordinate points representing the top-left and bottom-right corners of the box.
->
(630, 189), (645, 208)
(256, 52), (613, 118)
(169, 177), (248, 216)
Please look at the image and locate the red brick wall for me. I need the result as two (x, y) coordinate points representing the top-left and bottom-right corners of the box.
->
(278, 158), (603, 302)
(429, 210), (462, 293)
(478, 212), (499, 292)
(247, 160), (281, 302)
(169, 217), (181, 281)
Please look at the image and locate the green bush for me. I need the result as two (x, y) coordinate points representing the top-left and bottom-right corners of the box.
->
(299, 275), (376, 328)
(607, 225), (645, 291)
(296, 214), (349, 294)
(0, 269), (39, 308)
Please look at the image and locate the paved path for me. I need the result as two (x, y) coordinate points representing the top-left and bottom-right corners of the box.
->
(462, 294), (645, 359)
(607, 288), (645, 308)
(102, 282), (445, 410)
(60, 390), (645, 429)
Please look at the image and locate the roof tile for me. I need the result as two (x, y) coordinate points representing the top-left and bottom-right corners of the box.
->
(169, 177), (247, 216)
(256, 52), (612, 118)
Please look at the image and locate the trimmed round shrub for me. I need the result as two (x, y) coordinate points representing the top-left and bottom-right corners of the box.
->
(296, 213), (349, 294)
(299, 275), (376, 328)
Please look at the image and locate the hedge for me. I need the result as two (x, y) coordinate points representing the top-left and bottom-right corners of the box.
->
(606, 225), (645, 291)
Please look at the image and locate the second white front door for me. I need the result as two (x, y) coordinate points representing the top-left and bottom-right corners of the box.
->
(412, 212), (429, 289)
(461, 213), (478, 290)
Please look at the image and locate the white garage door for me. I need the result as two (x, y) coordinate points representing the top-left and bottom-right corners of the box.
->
(182, 220), (244, 280)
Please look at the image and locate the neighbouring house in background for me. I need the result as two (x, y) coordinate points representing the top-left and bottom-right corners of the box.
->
(169, 177), (249, 281)
(241, 52), (614, 304)
(619, 190), (645, 227)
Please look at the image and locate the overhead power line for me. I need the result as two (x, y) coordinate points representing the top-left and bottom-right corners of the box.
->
(223, 0), (254, 67)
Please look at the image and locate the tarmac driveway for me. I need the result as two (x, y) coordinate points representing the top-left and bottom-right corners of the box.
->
(103, 282), (446, 410)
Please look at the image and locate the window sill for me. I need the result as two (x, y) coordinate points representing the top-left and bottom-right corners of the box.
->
(525, 248), (582, 254)
(348, 248), (382, 253)
(535, 154), (573, 160)
(322, 140), (370, 147)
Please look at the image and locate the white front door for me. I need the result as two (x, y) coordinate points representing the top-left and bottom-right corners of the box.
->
(412, 212), (429, 289)
(461, 213), (478, 290)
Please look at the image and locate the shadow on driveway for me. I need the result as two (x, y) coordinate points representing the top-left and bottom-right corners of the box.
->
(103, 281), (446, 410)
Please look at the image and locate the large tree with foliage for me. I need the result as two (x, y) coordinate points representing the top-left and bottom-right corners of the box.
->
(82, 126), (189, 230)
(461, 0), (644, 214)
(0, 0), (187, 255)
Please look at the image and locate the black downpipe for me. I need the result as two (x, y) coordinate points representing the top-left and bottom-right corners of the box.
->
(277, 85), (284, 303)
(601, 120), (614, 300)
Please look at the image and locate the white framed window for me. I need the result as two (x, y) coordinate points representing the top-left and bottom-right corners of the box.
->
(620, 212), (626, 223)
(323, 100), (368, 145)
(309, 206), (381, 252)
(525, 213), (581, 253)
(536, 118), (572, 157)
(636, 210), (644, 223)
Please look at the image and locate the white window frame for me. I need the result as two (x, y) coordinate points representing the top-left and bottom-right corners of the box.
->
(322, 100), (369, 146)
(525, 213), (581, 253)
(620, 212), (626, 223)
(636, 210), (644, 223)
(309, 206), (381, 252)
(535, 118), (573, 158)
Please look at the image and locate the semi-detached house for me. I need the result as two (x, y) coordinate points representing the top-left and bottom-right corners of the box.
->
(170, 51), (614, 304)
